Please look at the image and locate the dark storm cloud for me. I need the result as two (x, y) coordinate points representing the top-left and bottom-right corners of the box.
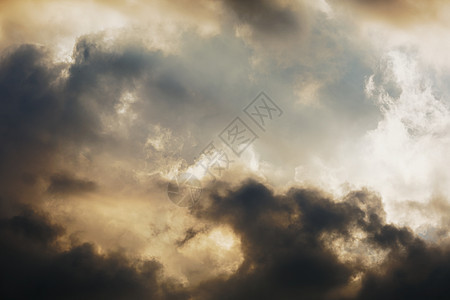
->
(191, 182), (361, 299)
(0, 43), (103, 149)
(0, 208), (189, 300)
(2, 178), (450, 299)
(0, 38), (199, 185)
(189, 180), (450, 300)
(222, 0), (302, 36)
(358, 241), (450, 300)
(0, 45), (71, 209)
(0, 32), (252, 208)
(0, 208), (64, 244)
(0, 43), (119, 209)
(47, 173), (97, 195)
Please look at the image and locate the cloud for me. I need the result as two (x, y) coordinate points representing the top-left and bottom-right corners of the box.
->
(0, 208), (189, 300)
(222, 0), (303, 37)
(0, 3), (383, 193)
(2, 3), (450, 298)
(188, 180), (450, 299)
(191, 182), (357, 299)
(47, 173), (97, 195)
(2, 177), (450, 298)
(335, 0), (449, 26)
(357, 242), (450, 300)
(306, 50), (450, 230)
(0, 38), (253, 292)
(0, 0), (305, 59)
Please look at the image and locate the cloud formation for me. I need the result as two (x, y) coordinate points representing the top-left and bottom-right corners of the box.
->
(2, 180), (450, 299)
(188, 181), (450, 299)
(222, 0), (303, 38)
(0, 209), (189, 300)
(1, 1), (450, 299)
(336, 0), (450, 25)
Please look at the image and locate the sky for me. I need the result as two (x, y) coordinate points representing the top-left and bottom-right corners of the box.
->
(1, 0), (450, 299)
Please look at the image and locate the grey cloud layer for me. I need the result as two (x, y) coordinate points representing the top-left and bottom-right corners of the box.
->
(2, 180), (450, 299)
(222, 0), (303, 38)
(0, 209), (189, 300)
(1, 2), (448, 298)
(334, 0), (447, 25)
(190, 182), (450, 300)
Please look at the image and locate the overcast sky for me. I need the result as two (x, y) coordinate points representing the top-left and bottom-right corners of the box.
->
(1, 1), (450, 299)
